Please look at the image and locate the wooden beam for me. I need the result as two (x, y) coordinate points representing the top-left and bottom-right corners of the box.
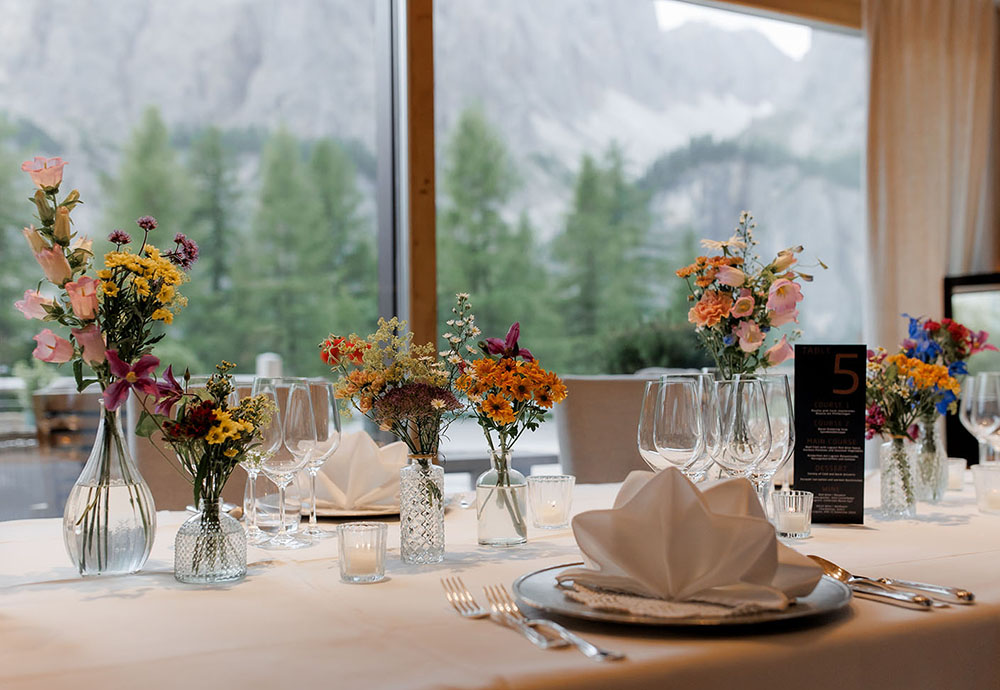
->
(406, 0), (437, 346)
(718, 0), (861, 30)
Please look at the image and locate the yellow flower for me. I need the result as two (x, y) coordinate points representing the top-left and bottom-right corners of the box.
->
(157, 284), (175, 303)
(223, 448), (238, 458)
(101, 281), (119, 297)
(205, 427), (227, 445)
(97, 269), (112, 280)
(151, 308), (173, 324)
(133, 276), (151, 297)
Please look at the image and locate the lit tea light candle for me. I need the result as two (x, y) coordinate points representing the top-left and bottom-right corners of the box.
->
(777, 511), (809, 535)
(344, 545), (378, 577)
(338, 522), (386, 584)
(538, 501), (565, 526)
(985, 488), (1000, 511)
(947, 459), (966, 491)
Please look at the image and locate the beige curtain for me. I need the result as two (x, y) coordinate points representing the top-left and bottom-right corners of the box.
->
(864, 0), (1000, 350)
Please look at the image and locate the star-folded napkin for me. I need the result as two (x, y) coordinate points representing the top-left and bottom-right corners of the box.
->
(556, 468), (822, 616)
(309, 431), (408, 511)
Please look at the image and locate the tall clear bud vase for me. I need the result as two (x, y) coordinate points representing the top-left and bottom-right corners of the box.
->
(880, 437), (916, 519)
(399, 455), (445, 564)
(913, 413), (947, 503)
(62, 400), (156, 575)
(476, 450), (527, 546)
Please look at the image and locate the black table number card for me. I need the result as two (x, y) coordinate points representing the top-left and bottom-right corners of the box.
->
(793, 344), (867, 523)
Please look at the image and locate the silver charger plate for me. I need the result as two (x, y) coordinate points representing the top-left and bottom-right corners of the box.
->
(512, 563), (852, 627)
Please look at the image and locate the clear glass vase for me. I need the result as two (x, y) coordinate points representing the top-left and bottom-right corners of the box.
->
(399, 455), (445, 564)
(913, 414), (947, 503)
(476, 450), (527, 546)
(880, 437), (916, 519)
(174, 499), (247, 584)
(62, 400), (156, 576)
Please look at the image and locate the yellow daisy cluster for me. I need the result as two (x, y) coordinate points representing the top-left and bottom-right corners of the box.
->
(205, 409), (254, 445)
(101, 245), (188, 323)
(885, 353), (960, 394)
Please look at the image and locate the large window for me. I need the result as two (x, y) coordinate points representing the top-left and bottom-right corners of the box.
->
(434, 0), (866, 379)
(0, 1), (381, 381)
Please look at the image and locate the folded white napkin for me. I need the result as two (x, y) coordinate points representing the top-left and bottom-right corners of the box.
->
(306, 431), (408, 511)
(556, 469), (822, 618)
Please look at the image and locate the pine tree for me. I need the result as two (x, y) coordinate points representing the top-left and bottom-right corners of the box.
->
(0, 121), (34, 370)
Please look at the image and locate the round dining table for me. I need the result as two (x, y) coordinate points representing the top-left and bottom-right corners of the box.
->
(0, 473), (997, 690)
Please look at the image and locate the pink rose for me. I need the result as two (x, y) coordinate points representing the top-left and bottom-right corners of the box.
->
(34, 246), (73, 286)
(65, 276), (99, 320)
(716, 265), (745, 287)
(734, 320), (765, 353)
(766, 279), (803, 314)
(765, 335), (794, 366)
(21, 157), (66, 190)
(14, 289), (53, 320)
(730, 289), (755, 318)
(768, 308), (799, 327)
(71, 324), (106, 365)
(32, 329), (74, 363)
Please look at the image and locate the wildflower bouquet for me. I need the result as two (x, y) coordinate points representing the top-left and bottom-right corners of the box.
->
(901, 314), (996, 376)
(676, 212), (820, 379)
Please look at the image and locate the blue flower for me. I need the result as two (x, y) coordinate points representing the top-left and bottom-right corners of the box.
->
(760, 325), (771, 333)
(723, 334), (736, 346)
(948, 361), (968, 376)
(902, 313), (923, 339)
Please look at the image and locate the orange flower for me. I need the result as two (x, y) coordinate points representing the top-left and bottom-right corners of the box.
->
(481, 394), (516, 425)
(508, 377), (533, 402)
(694, 268), (718, 288)
(675, 263), (699, 278)
(688, 290), (733, 328)
(534, 388), (554, 408)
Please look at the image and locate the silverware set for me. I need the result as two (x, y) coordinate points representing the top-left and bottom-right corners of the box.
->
(441, 577), (626, 662)
(807, 555), (975, 610)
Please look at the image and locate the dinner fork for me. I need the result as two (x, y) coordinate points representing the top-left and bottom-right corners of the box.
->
(483, 584), (626, 662)
(440, 577), (562, 649)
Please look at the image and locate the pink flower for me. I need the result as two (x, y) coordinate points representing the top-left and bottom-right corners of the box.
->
(65, 276), (99, 320)
(734, 320), (765, 353)
(34, 246), (72, 285)
(21, 157), (67, 190)
(484, 322), (534, 361)
(71, 324), (106, 365)
(32, 329), (74, 363)
(730, 289), (755, 318)
(766, 279), (803, 314)
(103, 350), (160, 411)
(768, 308), (799, 327)
(14, 289), (53, 320)
(22, 225), (47, 253)
(771, 249), (799, 272)
(765, 335), (794, 366)
(154, 365), (184, 416)
(716, 265), (745, 287)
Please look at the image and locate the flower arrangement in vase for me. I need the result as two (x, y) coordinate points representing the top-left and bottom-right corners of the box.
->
(898, 314), (996, 500)
(455, 322), (567, 546)
(136, 362), (275, 583)
(865, 349), (960, 518)
(320, 295), (476, 563)
(675, 211), (822, 379)
(13, 156), (198, 576)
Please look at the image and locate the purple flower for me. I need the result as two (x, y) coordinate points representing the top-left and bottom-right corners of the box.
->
(166, 233), (199, 270)
(103, 350), (160, 411)
(108, 229), (131, 245)
(373, 383), (460, 423)
(154, 365), (184, 416)
(136, 215), (158, 232)
(484, 322), (534, 361)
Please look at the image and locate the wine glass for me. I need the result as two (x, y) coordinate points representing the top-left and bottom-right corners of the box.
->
(300, 379), (342, 539)
(962, 373), (1000, 463)
(638, 381), (664, 469)
(259, 380), (316, 550)
(747, 374), (794, 514)
(651, 378), (704, 472)
(714, 377), (772, 478)
(241, 377), (282, 545)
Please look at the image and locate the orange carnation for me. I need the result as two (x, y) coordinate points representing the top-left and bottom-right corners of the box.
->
(688, 290), (733, 328)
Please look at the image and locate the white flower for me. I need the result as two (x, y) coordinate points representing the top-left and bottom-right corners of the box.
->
(454, 319), (464, 327)
(466, 345), (477, 353)
(457, 292), (470, 300)
(442, 333), (453, 340)
(446, 320), (455, 326)
(448, 354), (463, 364)
(439, 350), (450, 357)
(469, 326), (481, 336)
(700, 234), (746, 251)
(449, 335), (461, 343)
(430, 399), (446, 410)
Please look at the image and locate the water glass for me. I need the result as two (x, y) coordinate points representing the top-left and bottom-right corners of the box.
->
(301, 379), (342, 540)
(715, 377), (772, 477)
(338, 522), (387, 584)
(527, 475), (575, 529)
(947, 458), (967, 491)
(652, 378), (704, 471)
(771, 490), (813, 539)
(971, 464), (1000, 515)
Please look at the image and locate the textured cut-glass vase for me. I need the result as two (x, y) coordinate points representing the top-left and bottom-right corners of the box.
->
(880, 438), (916, 519)
(175, 499), (247, 584)
(400, 455), (445, 564)
(913, 414), (947, 503)
(476, 450), (527, 546)
(62, 400), (156, 576)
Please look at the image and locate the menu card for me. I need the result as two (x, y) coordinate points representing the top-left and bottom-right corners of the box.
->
(793, 344), (866, 523)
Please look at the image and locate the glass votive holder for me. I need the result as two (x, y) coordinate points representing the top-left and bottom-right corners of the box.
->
(338, 522), (386, 584)
(947, 458), (967, 491)
(971, 464), (1000, 515)
(771, 490), (813, 539)
(527, 475), (575, 529)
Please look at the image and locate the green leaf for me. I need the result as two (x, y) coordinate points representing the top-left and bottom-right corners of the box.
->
(73, 360), (85, 392)
(135, 410), (162, 438)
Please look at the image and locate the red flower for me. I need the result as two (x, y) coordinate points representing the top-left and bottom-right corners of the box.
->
(923, 320), (940, 332)
(347, 342), (370, 365)
(103, 350), (159, 411)
(320, 337), (347, 366)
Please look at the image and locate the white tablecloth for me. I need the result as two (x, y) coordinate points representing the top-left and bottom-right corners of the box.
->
(0, 476), (998, 690)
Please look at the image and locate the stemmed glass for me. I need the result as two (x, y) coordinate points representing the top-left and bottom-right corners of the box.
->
(300, 379), (342, 540)
(652, 378), (704, 472)
(961, 373), (1000, 463)
(746, 374), (794, 514)
(259, 380), (317, 550)
(714, 377), (772, 478)
(638, 381), (665, 469)
(242, 377), (282, 545)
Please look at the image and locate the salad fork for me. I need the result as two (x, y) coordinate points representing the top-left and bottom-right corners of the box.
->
(440, 577), (563, 649)
(484, 584), (626, 662)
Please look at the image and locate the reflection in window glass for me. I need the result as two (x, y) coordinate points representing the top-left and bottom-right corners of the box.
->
(0, 1), (379, 380)
(435, 0), (865, 379)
